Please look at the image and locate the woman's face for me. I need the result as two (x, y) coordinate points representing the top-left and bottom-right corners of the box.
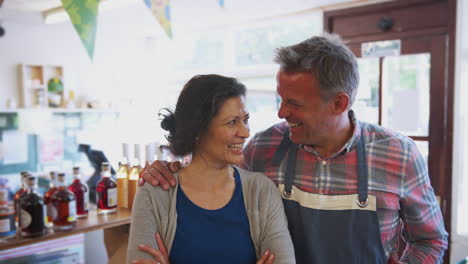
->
(196, 96), (250, 168)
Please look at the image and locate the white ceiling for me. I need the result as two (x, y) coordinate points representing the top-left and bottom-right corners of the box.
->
(0, 0), (385, 27)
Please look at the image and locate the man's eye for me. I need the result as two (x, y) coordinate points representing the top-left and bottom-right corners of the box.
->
(288, 101), (301, 107)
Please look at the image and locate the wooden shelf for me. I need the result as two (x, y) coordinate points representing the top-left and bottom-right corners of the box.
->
(0, 207), (132, 251)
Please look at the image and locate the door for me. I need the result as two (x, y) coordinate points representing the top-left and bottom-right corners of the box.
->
(324, 0), (456, 262)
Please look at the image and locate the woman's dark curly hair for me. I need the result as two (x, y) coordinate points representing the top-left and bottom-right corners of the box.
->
(159, 74), (246, 156)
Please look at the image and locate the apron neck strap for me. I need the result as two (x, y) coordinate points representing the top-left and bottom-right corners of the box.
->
(356, 128), (369, 205)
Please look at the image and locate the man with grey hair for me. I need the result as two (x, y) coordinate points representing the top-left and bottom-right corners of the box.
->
(141, 33), (448, 263)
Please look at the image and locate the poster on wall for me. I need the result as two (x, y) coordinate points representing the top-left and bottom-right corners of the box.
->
(39, 133), (64, 164)
(2, 130), (28, 164)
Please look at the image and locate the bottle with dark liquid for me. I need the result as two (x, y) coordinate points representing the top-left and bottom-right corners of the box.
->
(44, 171), (58, 226)
(52, 173), (77, 231)
(14, 171), (30, 221)
(68, 167), (89, 218)
(96, 162), (117, 214)
(19, 176), (47, 237)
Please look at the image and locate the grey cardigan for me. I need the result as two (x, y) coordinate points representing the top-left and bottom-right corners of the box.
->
(127, 166), (295, 263)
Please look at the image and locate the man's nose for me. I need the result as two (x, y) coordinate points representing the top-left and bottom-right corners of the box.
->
(277, 104), (289, 119)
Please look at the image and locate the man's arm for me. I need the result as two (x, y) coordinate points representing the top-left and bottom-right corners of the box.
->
(399, 143), (448, 263)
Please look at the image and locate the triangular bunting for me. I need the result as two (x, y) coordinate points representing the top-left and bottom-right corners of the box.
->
(61, 0), (99, 60)
(145, 0), (172, 39)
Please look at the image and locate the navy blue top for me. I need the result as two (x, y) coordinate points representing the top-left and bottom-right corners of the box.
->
(169, 168), (256, 264)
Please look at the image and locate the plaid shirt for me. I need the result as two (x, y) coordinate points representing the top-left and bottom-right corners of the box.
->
(242, 112), (448, 263)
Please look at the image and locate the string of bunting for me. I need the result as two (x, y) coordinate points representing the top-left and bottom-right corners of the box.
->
(61, 0), (224, 60)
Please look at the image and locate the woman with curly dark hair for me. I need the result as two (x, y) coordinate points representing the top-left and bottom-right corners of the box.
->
(127, 74), (294, 264)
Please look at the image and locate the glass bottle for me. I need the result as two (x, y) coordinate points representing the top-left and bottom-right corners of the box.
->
(96, 162), (117, 214)
(116, 143), (129, 208)
(128, 144), (142, 210)
(44, 171), (58, 226)
(68, 167), (89, 218)
(52, 173), (77, 231)
(14, 171), (30, 221)
(0, 178), (16, 239)
(19, 176), (47, 237)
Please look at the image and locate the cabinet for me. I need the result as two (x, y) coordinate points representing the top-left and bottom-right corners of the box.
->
(18, 64), (64, 108)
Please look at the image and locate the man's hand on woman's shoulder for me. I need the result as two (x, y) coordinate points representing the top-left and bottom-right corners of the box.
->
(139, 160), (181, 190)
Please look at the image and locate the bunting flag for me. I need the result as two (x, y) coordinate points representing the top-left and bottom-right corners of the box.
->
(61, 0), (99, 60)
(218, 0), (224, 8)
(144, 0), (172, 39)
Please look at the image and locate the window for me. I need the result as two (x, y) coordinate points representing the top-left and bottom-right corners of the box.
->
(148, 12), (323, 139)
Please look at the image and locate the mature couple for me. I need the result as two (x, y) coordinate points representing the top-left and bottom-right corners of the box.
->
(127, 33), (448, 264)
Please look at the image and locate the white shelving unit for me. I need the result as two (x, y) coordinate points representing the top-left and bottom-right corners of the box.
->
(18, 64), (64, 108)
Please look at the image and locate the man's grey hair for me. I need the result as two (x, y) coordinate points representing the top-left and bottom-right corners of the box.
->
(274, 33), (359, 108)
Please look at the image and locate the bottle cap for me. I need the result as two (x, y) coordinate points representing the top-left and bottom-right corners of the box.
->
(20, 171), (30, 179)
(102, 162), (110, 170)
(27, 176), (36, 187)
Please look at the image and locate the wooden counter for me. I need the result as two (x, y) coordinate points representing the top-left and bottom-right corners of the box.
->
(0, 208), (132, 251)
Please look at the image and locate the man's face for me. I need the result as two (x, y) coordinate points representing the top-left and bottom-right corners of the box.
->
(276, 71), (333, 145)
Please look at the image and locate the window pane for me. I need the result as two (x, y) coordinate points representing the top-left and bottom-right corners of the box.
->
(154, 30), (225, 76)
(243, 88), (281, 140)
(414, 140), (428, 164)
(382, 54), (430, 136)
(354, 58), (379, 125)
(234, 15), (322, 66)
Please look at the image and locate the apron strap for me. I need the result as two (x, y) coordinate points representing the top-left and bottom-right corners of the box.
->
(271, 129), (298, 197)
(356, 128), (368, 206)
(284, 143), (298, 197)
(272, 130), (291, 166)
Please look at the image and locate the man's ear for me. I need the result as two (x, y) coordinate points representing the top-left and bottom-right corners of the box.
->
(333, 92), (350, 114)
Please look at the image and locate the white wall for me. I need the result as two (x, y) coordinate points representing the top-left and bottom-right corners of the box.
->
(0, 2), (168, 110)
(0, 21), (88, 108)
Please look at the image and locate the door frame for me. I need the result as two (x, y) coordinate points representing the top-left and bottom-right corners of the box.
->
(324, 0), (456, 262)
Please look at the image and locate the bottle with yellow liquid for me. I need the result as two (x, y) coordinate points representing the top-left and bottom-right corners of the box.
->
(128, 144), (142, 209)
(116, 143), (129, 208)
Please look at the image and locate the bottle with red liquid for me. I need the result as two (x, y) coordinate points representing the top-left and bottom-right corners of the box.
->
(44, 171), (58, 227)
(68, 167), (89, 218)
(96, 162), (117, 214)
(52, 173), (77, 231)
(19, 176), (47, 237)
(14, 171), (30, 221)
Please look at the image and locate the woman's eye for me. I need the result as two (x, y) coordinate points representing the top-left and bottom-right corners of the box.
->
(228, 120), (236, 125)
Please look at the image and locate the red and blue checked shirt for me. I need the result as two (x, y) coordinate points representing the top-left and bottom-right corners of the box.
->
(242, 112), (448, 263)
